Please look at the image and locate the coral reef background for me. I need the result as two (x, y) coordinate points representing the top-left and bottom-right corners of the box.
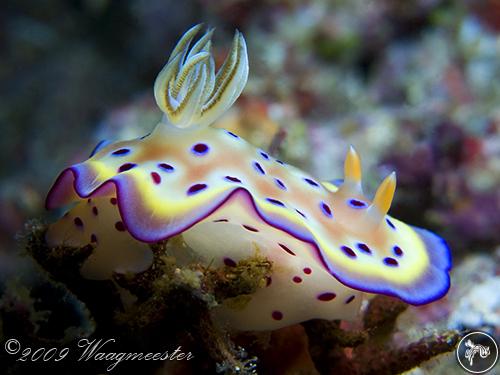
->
(0, 0), (499, 374)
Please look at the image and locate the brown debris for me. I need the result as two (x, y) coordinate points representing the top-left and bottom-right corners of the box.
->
(22, 222), (268, 374)
(363, 295), (408, 338)
(303, 296), (462, 375)
(303, 320), (365, 374)
(21, 220), (94, 279)
(16, 221), (462, 374)
(356, 330), (462, 375)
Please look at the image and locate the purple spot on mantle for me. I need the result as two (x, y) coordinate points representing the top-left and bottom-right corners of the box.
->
(242, 224), (259, 232)
(191, 143), (209, 155)
(74, 217), (83, 227)
(112, 148), (130, 156)
(224, 257), (237, 267)
(187, 183), (207, 195)
(303, 267), (312, 275)
(158, 163), (174, 172)
(293, 276), (302, 283)
(357, 243), (372, 254)
(276, 159), (284, 165)
(317, 292), (336, 301)
(151, 172), (161, 184)
(278, 243), (296, 256)
(213, 219), (228, 223)
(345, 295), (355, 304)
(274, 178), (287, 190)
(253, 161), (266, 175)
(266, 198), (285, 207)
(304, 178), (319, 187)
(118, 163), (137, 173)
(295, 209), (307, 219)
(383, 257), (399, 267)
(386, 218), (396, 230)
(259, 150), (270, 160)
(225, 130), (239, 139)
(320, 202), (333, 218)
(348, 199), (367, 208)
(92, 206), (98, 216)
(272, 311), (283, 320)
(266, 276), (272, 287)
(393, 246), (404, 256)
(341, 246), (357, 258)
(90, 234), (97, 243)
(225, 176), (241, 183)
(115, 221), (126, 232)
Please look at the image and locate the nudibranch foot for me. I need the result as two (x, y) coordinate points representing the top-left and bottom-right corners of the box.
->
(182, 189), (364, 330)
(45, 25), (451, 331)
(46, 196), (153, 280)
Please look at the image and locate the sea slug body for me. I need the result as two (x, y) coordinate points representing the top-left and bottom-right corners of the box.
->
(45, 25), (451, 331)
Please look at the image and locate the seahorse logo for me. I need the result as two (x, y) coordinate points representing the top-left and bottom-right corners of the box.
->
(464, 339), (490, 366)
(456, 331), (498, 374)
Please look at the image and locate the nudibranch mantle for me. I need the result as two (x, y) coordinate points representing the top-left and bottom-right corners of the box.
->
(45, 25), (451, 331)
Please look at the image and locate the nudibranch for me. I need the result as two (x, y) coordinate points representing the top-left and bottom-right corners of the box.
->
(45, 25), (451, 331)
